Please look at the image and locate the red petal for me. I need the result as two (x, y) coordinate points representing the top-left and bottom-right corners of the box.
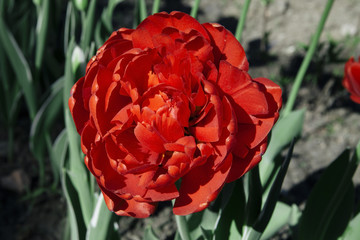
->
(227, 140), (267, 182)
(218, 61), (269, 116)
(203, 23), (248, 71)
(191, 94), (223, 142)
(134, 122), (166, 153)
(100, 185), (156, 218)
(132, 11), (210, 49)
(69, 77), (89, 134)
(143, 185), (179, 201)
(173, 154), (232, 215)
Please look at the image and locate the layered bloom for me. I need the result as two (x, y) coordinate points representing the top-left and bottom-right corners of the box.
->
(343, 56), (360, 104)
(69, 11), (282, 218)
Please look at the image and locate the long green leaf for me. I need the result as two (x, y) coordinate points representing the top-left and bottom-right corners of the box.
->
(143, 225), (159, 240)
(35, 0), (50, 72)
(61, 169), (87, 240)
(340, 211), (360, 239)
(261, 202), (300, 240)
(151, 0), (160, 14)
(244, 140), (295, 240)
(86, 194), (115, 240)
(80, 0), (97, 51)
(244, 166), (262, 227)
(0, 17), (37, 119)
(296, 149), (358, 240)
(138, 0), (147, 22)
(30, 77), (64, 161)
(64, 40), (93, 227)
(214, 180), (246, 239)
(260, 109), (304, 195)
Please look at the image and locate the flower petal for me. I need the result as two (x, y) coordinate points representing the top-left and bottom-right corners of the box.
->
(173, 153), (232, 215)
(100, 185), (156, 218)
(203, 23), (248, 71)
(227, 139), (267, 182)
(69, 77), (89, 134)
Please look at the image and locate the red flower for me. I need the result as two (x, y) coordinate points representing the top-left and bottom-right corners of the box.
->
(69, 11), (282, 218)
(343, 56), (360, 104)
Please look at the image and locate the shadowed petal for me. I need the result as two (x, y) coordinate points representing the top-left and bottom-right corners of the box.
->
(173, 154), (232, 215)
(100, 185), (156, 218)
(227, 139), (267, 182)
(69, 77), (89, 134)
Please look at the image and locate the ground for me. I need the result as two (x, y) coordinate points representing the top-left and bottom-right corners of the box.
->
(1, 0), (360, 239)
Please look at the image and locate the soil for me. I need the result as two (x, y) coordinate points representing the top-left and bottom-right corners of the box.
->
(1, 0), (360, 239)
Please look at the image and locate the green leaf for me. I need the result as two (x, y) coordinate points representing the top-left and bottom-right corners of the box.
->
(0, 17), (37, 119)
(35, 0), (50, 72)
(214, 180), (246, 239)
(30, 77), (64, 163)
(138, 0), (147, 22)
(86, 194), (115, 240)
(64, 41), (94, 227)
(340, 210), (360, 239)
(186, 208), (219, 240)
(296, 149), (358, 240)
(260, 109), (304, 197)
(200, 226), (213, 240)
(64, 2), (76, 54)
(244, 140), (295, 239)
(152, 0), (160, 14)
(74, 0), (88, 11)
(244, 166), (262, 227)
(52, 130), (69, 171)
(61, 169), (87, 240)
(80, 0), (97, 50)
(101, 0), (124, 32)
(143, 225), (159, 240)
(261, 203), (301, 240)
(322, 182), (355, 240)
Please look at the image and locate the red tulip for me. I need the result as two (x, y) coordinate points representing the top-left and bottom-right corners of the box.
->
(343, 56), (360, 104)
(69, 11), (282, 218)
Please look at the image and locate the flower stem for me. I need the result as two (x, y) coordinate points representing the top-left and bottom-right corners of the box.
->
(235, 0), (252, 41)
(282, 0), (335, 117)
(190, 0), (201, 18)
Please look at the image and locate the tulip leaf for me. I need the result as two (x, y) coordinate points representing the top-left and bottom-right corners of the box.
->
(186, 208), (218, 240)
(261, 202), (301, 240)
(323, 182), (354, 240)
(244, 166), (262, 227)
(296, 149), (358, 240)
(152, 0), (160, 14)
(80, 0), (97, 51)
(0, 17), (37, 119)
(35, 0), (50, 72)
(340, 211), (360, 239)
(214, 180), (246, 239)
(244, 139), (294, 239)
(64, 40), (94, 227)
(86, 194), (115, 240)
(52, 130), (68, 171)
(143, 225), (159, 240)
(260, 109), (304, 199)
(61, 169), (87, 240)
(200, 226), (213, 240)
(30, 77), (64, 168)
